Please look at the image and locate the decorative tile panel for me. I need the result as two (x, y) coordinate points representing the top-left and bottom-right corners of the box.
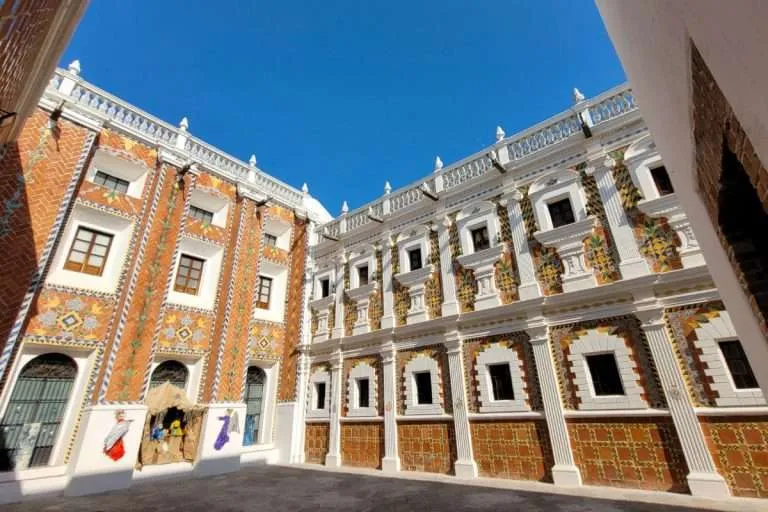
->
(396, 345), (452, 415)
(158, 306), (214, 351)
(520, 187), (563, 295)
(342, 355), (383, 417)
(397, 421), (456, 474)
(470, 420), (553, 481)
(27, 289), (116, 342)
(424, 227), (443, 318)
(701, 416), (768, 497)
(340, 422), (384, 469)
(304, 422), (330, 464)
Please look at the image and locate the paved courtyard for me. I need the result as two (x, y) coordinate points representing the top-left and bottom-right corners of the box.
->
(1, 465), (760, 512)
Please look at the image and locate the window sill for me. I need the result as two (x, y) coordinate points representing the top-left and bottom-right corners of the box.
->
(396, 414), (453, 421)
(0, 465), (67, 483)
(340, 416), (383, 422)
(241, 442), (275, 453)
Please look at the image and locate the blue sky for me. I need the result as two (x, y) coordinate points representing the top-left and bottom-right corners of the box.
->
(61, 0), (624, 216)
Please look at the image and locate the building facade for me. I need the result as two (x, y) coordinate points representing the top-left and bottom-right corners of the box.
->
(303, 87), (768, 500)
(595, 0), (768, 400)
(0, 0), (87, 146)
(0, 61), (766, 504)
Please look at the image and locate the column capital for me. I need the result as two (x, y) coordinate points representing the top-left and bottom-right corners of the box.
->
(526, 324), (549, 345)
(444, 332), (463, 353)
(635, 308), (666, 329)
(501, 188), (524, 203)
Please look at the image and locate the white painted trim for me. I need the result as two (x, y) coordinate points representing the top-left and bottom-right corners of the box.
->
(189, 189), (229, 228)
(167, 237), (224, 311)
(403, 354), (444, 416)
(347, 362), (378, 417)
(306, 368), (331, 419)
(475, 343), (529, 413)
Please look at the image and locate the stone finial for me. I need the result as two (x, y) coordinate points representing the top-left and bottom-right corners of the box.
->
(496, 125), (505, 142)
(434, 156), (443, 172)
(179, 117), (189, 132)
(249, 154), (257, 167)
(68, 59), (81, 76)
(603, 155), (616, 169)
(301, 182), (309, 196)
(384, 181), (392, 195)
(573, 87), (585, 103)
(341, 201), (349, 215)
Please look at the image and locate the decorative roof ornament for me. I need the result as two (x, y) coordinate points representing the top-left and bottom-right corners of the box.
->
(384, 181), (392, 195)
(603, 155), (617, 170)
(249, 154), (257, 167)
(68, 59), (81, 76)
(572, 87), (585, 103)
(434, 156), (443, 172)
(496, 125), (505, 142)
(301, 182), (309, 196)
(341, 201), (349, 215)
(179, 117), (189, 132)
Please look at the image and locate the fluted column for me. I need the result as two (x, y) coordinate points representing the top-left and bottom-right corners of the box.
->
(293, 347), (311, 463)
(586, 157), (649, 279)
(438, 217), (459, 316)
(381, 235), (395, 329)
(445, 334), (477, 478)
(636, 309), (730, 499)
(380, 341), (400, 472)
(504, 190), (540, 300)
(331, 253), (345, 339)
(325, 350), (343, 467)
(527, 325), (581, 486)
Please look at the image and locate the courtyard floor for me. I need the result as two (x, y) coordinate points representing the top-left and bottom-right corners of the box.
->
(2, 464), (766, 512)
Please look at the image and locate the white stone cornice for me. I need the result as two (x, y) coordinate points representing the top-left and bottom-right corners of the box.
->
(457, 245), (503, 311)
(394, 265), (433, 288)
(534, 217), (595, 248)
(456, 244), (502, 270)
(535, 217), (596, 292)
(310, 294), (335, 311)
(637, 193), (683, 218)
(345, 282), (377, 302)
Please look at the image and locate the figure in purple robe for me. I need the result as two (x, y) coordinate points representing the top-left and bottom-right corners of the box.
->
(214, 409), (239, 451)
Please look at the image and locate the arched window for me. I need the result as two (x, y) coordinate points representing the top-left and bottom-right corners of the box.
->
(0, 353), (78, 470)
(150, 360), (188, 390)
(243, 367), (266, 446)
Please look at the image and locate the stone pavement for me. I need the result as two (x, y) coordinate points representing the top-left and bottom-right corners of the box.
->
(2, 465), (765, 512)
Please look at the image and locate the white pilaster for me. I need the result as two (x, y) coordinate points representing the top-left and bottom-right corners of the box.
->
(527, 324), (582, 487)
(504, 191), (540, 300)
(635, 309), (730, 499)
(586, 158), (649, 279)
(381, 342), (400, 472)
(292, 346), (311, 463)
(332, 253), (345, 339)
(381, 235), (395, 329)
(445, 335), (477, 478)
(438, 217), (460, 316)
(325, 350), (343, 467)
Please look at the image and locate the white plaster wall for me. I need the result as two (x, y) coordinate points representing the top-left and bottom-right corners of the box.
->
(595, 0), (768, 393)
(167, 237), (224, 310)
(252, 261), (288, 323)
(189, 189), (229, 228)
(86, 151), (148, 199)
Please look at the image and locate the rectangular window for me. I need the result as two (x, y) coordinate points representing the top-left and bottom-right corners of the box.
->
(414, 371), (433, 405)
(651, 166), (675, 196)
(174, 254), (205, 295)
(471, 225), (490, 252)
(93, 170), (130, 194)
(320, 278), (330, 298)
(408, 247), (422, 271)
(719, 340), (759, 389)
(547, 198), (576, 228)
(358, 265), (369, 286)
(357, 378), (370, 408)
(189, 205), (214, 224)
(256, 276), (273, 309)
(64, 227), (113, 276)
(586, 353), (625, 396)
(488, 363), (515, 401)
(264, 233), (278, 247)
(315, 382), (326, 409)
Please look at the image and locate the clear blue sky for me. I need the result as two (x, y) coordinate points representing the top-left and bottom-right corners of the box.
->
(60, 0), (624, 216)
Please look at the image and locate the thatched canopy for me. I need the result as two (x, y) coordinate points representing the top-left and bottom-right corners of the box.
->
(145, 382), (202, 415)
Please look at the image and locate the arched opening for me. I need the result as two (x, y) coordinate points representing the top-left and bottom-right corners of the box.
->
(149, 360), (189, 390)
(0, 353), (78, 470)
(243, 366), (266, 446)
(718, 134), (768, 325)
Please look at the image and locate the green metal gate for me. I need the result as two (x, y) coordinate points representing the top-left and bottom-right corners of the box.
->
(0, 353), (77, 471)
(243, 367), (265, 446)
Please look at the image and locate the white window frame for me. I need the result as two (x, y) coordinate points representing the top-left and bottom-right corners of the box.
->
(167, 237), (224, 311)
(567, 329), (647, 410)
(262, 217), (292, 251)
(189, 189), (229, 228)
(476, 344), (529, 413)
(0, 343), (96, 470)
(148, 354), (203, 403)
(347, 362), (378, 417)
(693, 311), (766, 407)
(252, 261), (288, 323)
(86, 150), (148, 199)
(244, 359), (279, 446)
(397, 227), (429, 273)
(456, 201), (499, 256)
(307, 367), (331, 419)
(528, 170), (588, 232)
(314, 268), (334, 300)
(403, 354), (443, 416)
(348, 247), (375, 290)
(47, 204), (134, 294)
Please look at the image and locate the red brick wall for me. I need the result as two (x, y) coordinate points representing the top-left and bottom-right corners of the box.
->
(340, 422), (383, 469)
(305, 422), (329, 464)
(0, 111), (92, 387)
(470, 420), (553, 481)
(397, 421), (456, 474)
(568, 418), (688, 493)
(701, 416), (768, 497)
